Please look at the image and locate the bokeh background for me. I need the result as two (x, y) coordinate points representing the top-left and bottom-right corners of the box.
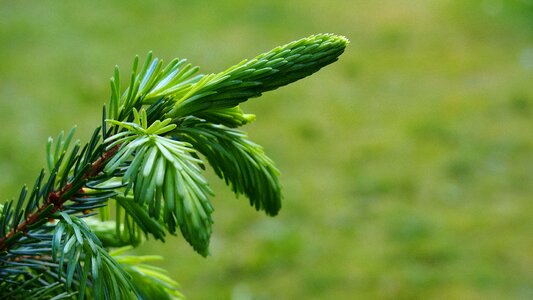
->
(1, 0), (532, 299)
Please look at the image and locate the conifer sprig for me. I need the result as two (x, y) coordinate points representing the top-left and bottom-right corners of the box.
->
(167, 34), (348, 119)
(0, 34), (348, 299)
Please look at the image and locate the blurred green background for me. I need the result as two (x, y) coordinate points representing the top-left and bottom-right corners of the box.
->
(1, 0), (532, 299)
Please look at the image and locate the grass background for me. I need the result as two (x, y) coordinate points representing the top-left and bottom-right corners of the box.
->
(1, 0), (532, 299)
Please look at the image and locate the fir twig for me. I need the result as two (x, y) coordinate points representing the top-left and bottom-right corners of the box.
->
(0, 34), (348, 299)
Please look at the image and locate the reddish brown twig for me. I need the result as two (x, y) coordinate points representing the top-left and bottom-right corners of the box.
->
(0, 145), (120, 252)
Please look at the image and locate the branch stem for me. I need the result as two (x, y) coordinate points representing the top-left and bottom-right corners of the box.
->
(0, 145), (120, 252)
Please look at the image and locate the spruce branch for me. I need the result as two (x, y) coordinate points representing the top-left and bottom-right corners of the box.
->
(0, 33), (348, 298)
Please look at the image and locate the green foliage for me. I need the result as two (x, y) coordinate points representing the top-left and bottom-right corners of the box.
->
(106, 109), (215, 255)
(0, 34), (348, 298)
(175, 118), (281, 215)
(167, 34), (347, 119)
(52, 213), (135, 299)
(111, 247), (183, 300)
